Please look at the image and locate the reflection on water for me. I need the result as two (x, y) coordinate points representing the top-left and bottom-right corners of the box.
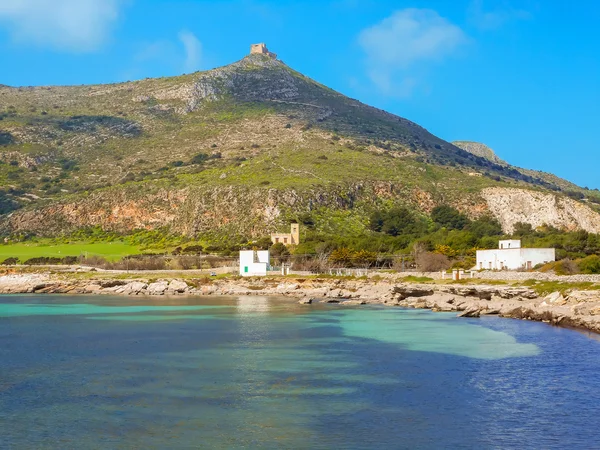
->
(0, 295), (599, 449)
(236, 295), (271, 314)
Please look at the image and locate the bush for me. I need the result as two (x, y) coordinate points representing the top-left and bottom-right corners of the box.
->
(1, 257), (19, 265)
(578, 255), (600, 274)
(181, 244), (204, 254)
(513, 222), (534, 236)
(554, 259), (580, 275)
(415, 252), (451, 271)
(24, 256), (63, 265)
(270, 242), (290, 258)
(190, 153), (209, 165)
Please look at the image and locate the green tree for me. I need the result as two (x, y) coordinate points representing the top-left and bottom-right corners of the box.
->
(431, 205), (470, 230)
(468, 216), (503, 238)
(329, 247), (354, 266)
(269, 242), (290, 258)
(513, 222), (534, 236)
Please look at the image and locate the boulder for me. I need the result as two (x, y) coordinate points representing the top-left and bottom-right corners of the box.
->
(84, 284), (102, 292)
(147, 281), (169, 295)
(99, 280), (127, 288)
(341, 299), (367, 305)
(122, 281), (148, 295)
(298, 298), (313, 305)
(277, 283), (299, 291)
(393, 286), (434, 300)
(168, 280), (189, 293)
(544, 291), (566, 306)
(458, 306), (481, 318)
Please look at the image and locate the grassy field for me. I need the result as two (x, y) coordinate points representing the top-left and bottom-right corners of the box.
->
(0, 241), (142, 262)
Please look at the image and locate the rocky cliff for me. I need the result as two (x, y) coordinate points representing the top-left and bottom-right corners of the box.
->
(481, 187), (600, 233)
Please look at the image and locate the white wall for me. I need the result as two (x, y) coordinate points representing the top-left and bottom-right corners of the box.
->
(476, 248), (555, 270)
(499, 240), (521, 249)
(239, 250), (269, 276)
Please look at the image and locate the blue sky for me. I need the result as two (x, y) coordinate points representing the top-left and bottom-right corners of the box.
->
(1, 0), (598, 188)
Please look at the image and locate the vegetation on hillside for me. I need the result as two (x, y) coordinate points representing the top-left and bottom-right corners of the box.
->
(1, 52), (600, 268)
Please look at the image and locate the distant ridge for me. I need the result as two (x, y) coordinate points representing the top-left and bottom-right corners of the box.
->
(452, 141), (506, 165)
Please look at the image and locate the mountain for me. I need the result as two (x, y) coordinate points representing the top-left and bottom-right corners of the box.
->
(1, 45), (600, 239)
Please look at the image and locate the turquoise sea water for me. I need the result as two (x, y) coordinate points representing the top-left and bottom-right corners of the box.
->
(1, 295), (599, 449)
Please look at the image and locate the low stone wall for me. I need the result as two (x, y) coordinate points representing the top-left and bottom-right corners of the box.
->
(472, 271), (600, 283)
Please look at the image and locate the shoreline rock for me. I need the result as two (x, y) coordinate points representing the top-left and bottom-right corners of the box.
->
(1, 274), (599, 334)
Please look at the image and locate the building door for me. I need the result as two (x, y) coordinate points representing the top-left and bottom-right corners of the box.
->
(527, 261), (532, 270)
(244, 266), (249, 273)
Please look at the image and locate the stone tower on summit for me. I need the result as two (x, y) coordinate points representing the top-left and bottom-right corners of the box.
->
(250, 43), (277, 59)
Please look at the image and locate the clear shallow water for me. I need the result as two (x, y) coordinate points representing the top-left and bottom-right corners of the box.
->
(1, 295), (599, 449)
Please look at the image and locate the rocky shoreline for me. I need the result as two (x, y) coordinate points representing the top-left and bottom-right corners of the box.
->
(1, 273), (600, 334)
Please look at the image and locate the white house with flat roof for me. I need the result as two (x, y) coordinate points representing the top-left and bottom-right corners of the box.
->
(476, 240), (555, 271)
(239, 250), (270, 276)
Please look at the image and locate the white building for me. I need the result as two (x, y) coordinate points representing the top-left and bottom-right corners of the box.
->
(239, 250), (270, 276)
(476, 240), (555, 271)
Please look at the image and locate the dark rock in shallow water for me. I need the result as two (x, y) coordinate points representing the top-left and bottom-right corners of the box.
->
(458, 306), (481, 318)
(393, 286), (434, 300)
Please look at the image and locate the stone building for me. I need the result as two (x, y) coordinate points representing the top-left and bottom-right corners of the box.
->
(476, 239), (555, 271)
(250, 43), (277, 59)
(271, 223), (300, 246)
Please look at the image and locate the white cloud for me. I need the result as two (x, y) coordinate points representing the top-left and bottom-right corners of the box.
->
(178, 30), (203, 73)
(0, 0), (123, 52)
(468, 0), (532, 30)
(358, 9), (467, 95)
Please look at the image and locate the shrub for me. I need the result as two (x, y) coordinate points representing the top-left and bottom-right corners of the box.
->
(415, 252), (451, 271)
(190, 153), (209, 165)
(24, 256), (63, 265)
(329, 247), (354, 266)
(270, 242), (290, 258)
(1, 257), (19, 265)
(578, 255), (600, 274)
(555, 259), (580, 275)
(0, 131), (14, 146)
(513, 222), (534, 236)
(182, 244), (204, 254)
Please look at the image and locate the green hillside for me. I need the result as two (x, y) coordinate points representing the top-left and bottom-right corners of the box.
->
(1, 49), (599, 260)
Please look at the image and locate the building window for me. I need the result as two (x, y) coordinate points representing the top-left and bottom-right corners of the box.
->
(275, 238), (279, 243)
(284, 237), (288, 244)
